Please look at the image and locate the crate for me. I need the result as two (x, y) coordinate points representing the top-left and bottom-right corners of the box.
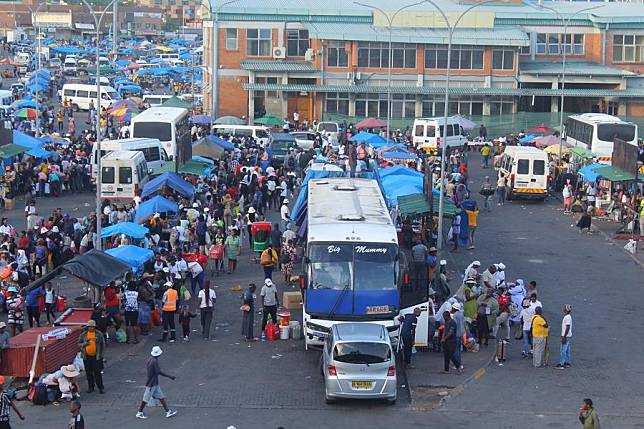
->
(282, 291), (302, 310)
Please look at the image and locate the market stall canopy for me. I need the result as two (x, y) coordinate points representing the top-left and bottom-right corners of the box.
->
(534, 135), (561, 148)
(356, 117), (386, 129)
(0, 144), (28, 159)
(591, 165), (636, 182)
(192, 137), (224, 160)
(452, 114), (477, 130)
(528, 123), (554, 133)
(141, 172), (195, 199)
(349, 131), (389, 148)
(105, 245), (154, 275)
(544, 144), (568, 155)
(100, 222), (149, 239)
(254, 115), (283, 127)
(206, 135), (234, 150)
(191, 114), (211, 125)
(379, 165), (423, 178)
(134, 195), (179, 223)
(569, 146), (596, 159)
(519, 135), (536, 143)
(12, 130), (51, 158)
(214, 115), (245, 125)
(578, 162), (607, 182)
(381, 151), (418, 160)
(398, 193), (431, 216)
(178, 159), (213, 176)
(61, 249), (131, 288)
(162, 96), (192, 109)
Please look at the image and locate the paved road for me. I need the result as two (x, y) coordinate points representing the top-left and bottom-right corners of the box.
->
(6, 147), (643, 428)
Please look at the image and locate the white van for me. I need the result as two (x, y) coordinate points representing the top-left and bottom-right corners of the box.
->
(62, 84), (121, 111)
(13, 52), (30, 65)
(0, 90), (14, 106)
(63, 57), (77, 74)
(100, 150), (150, 201)
(91, 138), (170, 180)
(316, 121), (340, 143)
(212, 125), (270, 146)
(142, 94), (173, 107)
(497, 146), (549, 201)
(412, 117), (467, 153)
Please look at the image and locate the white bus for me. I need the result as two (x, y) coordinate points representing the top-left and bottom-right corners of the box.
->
(91, 137), (170, 180)
(100, 150), (150, 201)
(301, 177), (428, 350)
(564, 113), (638, 164)
(497, 146), (549, 201)
(62, 84), (121, 111)
(412, 116), (467, 153)
(130, 107), (192, 167)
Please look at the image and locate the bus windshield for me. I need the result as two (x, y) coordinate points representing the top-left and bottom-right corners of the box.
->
(597, 123), (636, 142)
(308, 243), (397, 291)
(134, 122), (172, 142)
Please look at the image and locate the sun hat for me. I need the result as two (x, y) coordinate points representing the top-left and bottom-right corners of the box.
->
(283, 199), (289, 204)
(464, 278), (477, 285)
(497, 263), (506, 270)
(451, 302), (462, 311)
(86, 320), (96, 327)
(248, 207), (256, 213)
(429, 246), (437, 252)
(151, 346), (163, 357)
(0, 322), (6, 329)
(61, 365), (80, 378)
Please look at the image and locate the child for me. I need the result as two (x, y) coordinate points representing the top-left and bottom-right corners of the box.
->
(45, 282), (56, 324)
(69, 399), (84, 429)
(178, 305), (196, 342)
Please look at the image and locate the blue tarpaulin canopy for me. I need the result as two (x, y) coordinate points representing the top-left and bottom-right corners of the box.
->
(119, 84), (142, 91)
(206, 135), (234, 150)
(105, 245), (154, 274)
(381, 173), (423, 205)
(349, 131), (389, 148)
(134, 195), (179, 223)
(141, 172), (194, 199)
(100, 222), (149, 239)
(578, 162), (609, 183)
(13, 130), (51, 158)
(519, 135), (536, 143)
(379, 165), (423, 178)
(381, 151), (418, 160)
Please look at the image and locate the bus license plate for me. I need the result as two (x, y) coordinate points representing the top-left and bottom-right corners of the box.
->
(366, 305), (389, 315)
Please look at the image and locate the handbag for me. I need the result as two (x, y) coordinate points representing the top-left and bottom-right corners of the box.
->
(209, 245), (224, 259)
(240, 304), (250, 312)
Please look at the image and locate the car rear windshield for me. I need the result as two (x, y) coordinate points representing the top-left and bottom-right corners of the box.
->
(333, 342), (391, 364)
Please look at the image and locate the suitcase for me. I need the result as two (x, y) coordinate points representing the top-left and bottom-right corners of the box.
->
(496, 339), (508, 362)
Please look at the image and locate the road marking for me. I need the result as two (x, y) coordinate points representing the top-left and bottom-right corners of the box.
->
(528, 259), (544, 264)
(516, 237), (528, 240)
(472, 368), (486, 381)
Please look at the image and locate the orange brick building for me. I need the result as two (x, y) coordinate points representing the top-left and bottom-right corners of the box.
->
(202, 0), (644, 124)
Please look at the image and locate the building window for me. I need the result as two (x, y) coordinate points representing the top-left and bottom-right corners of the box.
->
(489, 96), (514, 115)
(247, 28), (271, 56)
(492, 49), (514, 70)
(613, 34), (644, 63)
(225, 29), (237, 50)
(422, 95), (482, 116)
(286, 29), (309, 57)
(562, 34), (584, 55)
(536, 33), (547, 55)
(425, 45), (482, 70)
(355, 93), (388, 117)
(357, 42), (416, 69)
(547, 34), (559, 55)
(327, 40), (348, 67)
(390, 94), (416, 118)
(326, 92), (349, 115)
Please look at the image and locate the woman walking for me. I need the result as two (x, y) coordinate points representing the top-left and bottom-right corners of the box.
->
(241, 283), (256, 341)
(224, 227), (241, 274)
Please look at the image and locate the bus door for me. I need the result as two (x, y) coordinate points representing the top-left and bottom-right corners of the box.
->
(398, 251), (430, 347)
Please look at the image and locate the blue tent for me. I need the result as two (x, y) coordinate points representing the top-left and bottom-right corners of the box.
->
(101, 222), (149, 239)
(381, 174), (423, 205)
(379, 165), (423, 178)
(578, 162), (606, 183)
(114, 60), (130, 67)
(519, 135), (536, 143)
(134, 195), (179, 223)
(349, 131), (387, 147)
(141, 172), (194, 199)
(26, 146), (51, 159)
(381, 151), (418, 160)
(119, 84), (142, 92)
(206, 135), (234, 151)
(15, 99), (41, 109)
(105, 245), (154, 274)
(13, 130), (46, 151)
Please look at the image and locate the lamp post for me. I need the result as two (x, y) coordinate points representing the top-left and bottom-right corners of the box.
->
(422, 0), (498, 250)
(203, 0), (241, 131)
(525, 2), (604, 163)
(353, 1), (424, 141)
(26, 1), (47, 136)
(80, 0), (119, 251)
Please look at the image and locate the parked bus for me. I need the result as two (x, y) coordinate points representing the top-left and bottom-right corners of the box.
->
(412, 116), (467, 154)
(497, 146), (549, 201)
(91, 137), (170, 180)
(61, 84), (120, 111)
(100, 150), (150, 201)
(564, 113), (638, 164)
(130, 107), (192, 167)
(301, 177), (428, 350)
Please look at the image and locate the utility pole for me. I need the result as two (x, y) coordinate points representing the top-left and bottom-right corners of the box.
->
(112, 1), (118, 59)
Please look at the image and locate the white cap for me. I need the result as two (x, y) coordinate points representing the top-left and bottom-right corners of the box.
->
(472, 260), (481, 266)
(439, 259), (447, 266)
(451, 302), (462, 311)
(151, 346), (163, 357)
(52, 226), (59, 233)
(192, 202), (199, 208)
(283, 199), (289, 204)
(40, 227), (48, 234)
(164, 281), (173, 287)
(497, 263), (506, 270)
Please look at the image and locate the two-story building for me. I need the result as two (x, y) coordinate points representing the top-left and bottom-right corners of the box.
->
(202, 0), (644, 124)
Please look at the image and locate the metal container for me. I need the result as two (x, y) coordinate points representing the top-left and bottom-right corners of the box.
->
(0, 326), (83, 378)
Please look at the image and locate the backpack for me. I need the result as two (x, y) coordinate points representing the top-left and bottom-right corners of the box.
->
(32, 383), (48, 405)
(260, 250), (273, 266)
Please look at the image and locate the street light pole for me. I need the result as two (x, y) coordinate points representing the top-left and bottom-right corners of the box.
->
(204, 0), (240, 131)
(80, 0), (119, 251)
(422, 0), (497, 250)
(353, 1), (424, 142)
(525, 2), (604, 163)
(27, 1), (47, 136)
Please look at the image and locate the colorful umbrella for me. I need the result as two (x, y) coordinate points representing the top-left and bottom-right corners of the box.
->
(528, 123), (554, 134)
(110, 107), (138, 121)
(356, 117), (387, 129)
(534, 135), (561, 148)
(15, 108), (37, 120)
(107, 99), (138, 113)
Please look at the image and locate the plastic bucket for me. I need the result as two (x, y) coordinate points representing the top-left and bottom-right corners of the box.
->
(289, 321), (300, 340)
(280, 325), (290, 340)
(278, 311), (291, 327)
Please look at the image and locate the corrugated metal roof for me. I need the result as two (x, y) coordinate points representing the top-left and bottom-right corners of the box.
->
(243, 83), (644, 98)
(520, 61), (634, 77)
(240, 60), (317, 72)
(306, 22), (528, 46)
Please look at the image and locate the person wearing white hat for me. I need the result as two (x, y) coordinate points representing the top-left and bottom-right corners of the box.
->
(43, 365), (81, 402)
(450, 302), (465, 368)
(463, 260), (481, 282)
(136, 346), (177, 419)
(279, 198), (290, 232)
(495, 263), (506, 287)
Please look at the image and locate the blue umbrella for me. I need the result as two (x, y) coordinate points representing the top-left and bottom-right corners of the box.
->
(16, 99), (41, 109)
(100, 222), (149, 239)
(26, 84), (48, 94)
(134, 195), (179, 223)
(191, 114), (211, 125)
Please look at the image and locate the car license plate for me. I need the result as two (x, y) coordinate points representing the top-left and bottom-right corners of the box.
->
(515, 182), (527, 187)
(351, 381), (373, 390)
(366, 305), (389, 315)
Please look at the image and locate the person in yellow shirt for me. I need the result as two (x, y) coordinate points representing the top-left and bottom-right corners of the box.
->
(531, 307), (549, 368)
(77, 320), (105, 393)
(481, 144), (491, 168)
(465, 206), (479, 250)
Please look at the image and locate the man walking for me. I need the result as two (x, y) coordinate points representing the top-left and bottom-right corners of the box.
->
(197, 282), (216, 340)
(464, 204), (479, 250)
(450, 302), (465, 369)
(450, 212), (461, 252)
(579, 398), (600, 429)
(259, 244), (279, 280)
(556, 304), (573, 369)
(531, 306), (549, 368)
(260, 278), (279, 331)
(398, 308), (420, 369)
(441, 311), (462, 374)
(77, 320), (105, 394)
(136, 346), (177, 420)
(410, 239), (428, 290)
(481, 143), (491, 168)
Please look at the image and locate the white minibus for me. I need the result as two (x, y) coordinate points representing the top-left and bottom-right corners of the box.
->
(412, 117), (466, 153)
(497, 146), (549, 201)
(91, 138), (170, 180)
(212, 125), (271, 146)
(62, 84), (121, 111)
(100, 150), (150, 201)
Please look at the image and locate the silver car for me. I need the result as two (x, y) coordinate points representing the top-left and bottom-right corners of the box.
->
(321, 323), (397, 404)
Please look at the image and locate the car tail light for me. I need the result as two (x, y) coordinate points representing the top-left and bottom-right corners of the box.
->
(387, 366), (396, 376)
(403, 273), (409, 285)
(327, 365), (337, 376)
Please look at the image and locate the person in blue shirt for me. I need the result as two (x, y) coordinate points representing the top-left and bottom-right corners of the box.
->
(26, 285), (44, 328)
(398, 307), (421, 368)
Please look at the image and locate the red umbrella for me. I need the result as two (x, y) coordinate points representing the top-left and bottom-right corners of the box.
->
(126, 63), (141, 70)
(528, 123), (554, 133)
(534, 135), (560, 148)
(356, 117), (387, 129)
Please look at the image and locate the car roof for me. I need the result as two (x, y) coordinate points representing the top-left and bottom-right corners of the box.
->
(271, 133), (296, 142)
(332, 323), (388, 342)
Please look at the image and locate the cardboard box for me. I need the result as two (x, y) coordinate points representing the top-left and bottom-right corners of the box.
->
(4, 198), (13, 210)
(283, 291), (302, 310)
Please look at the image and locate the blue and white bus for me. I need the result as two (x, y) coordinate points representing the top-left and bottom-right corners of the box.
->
(301, 177), (428, 349)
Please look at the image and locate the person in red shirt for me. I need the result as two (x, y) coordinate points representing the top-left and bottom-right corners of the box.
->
(493, 285), (511, 341)
(104, 282), (121, 330)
